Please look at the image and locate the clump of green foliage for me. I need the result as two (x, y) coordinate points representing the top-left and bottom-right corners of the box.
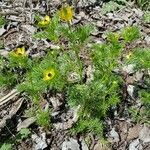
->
(0, 49), (31, 88)
(18, 51), (65, 95)
(0, 16), (6, 27)
(34, 15), (60, 42)
(36, 108), (52, 129)
(125, 48), (150, 69)
(0, 10), (149, 141)
(68, 25), (141, 136)
(121, 26), (140, 43)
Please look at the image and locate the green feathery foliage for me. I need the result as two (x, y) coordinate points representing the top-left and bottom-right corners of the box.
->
(0, 11), (149, 139)
(18, 51), (66, 95)
(36, 108), (51, 129)
(121, 26), (141, 43)
(0, 16), (6, 27)
(125, 48), (150, 69)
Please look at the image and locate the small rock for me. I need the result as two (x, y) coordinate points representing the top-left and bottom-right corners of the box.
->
(50, 0), (61, 6)
(127, 124), (142, 141)
(78, 0), (97, 7)
(49, 95), (63, 110)
(50, 44), (60, 50)
(21, 25), (37, 34)
(81, 140), (89, 150)
(117, 121), (128, 142)
(11, 22), (18, 27)
(129, 139), (142, 150)
(62, 138), (80, 150)
(53, 106), (79, 130)
(133, 8), (143, 17)
(0, 26), (6, 36)
(109, 127), (119, 142)
(67, 72), (81, 83)
(17, 117), (36, 131)
(78, 11), (86, 18)
(127, 85), (135, 98)
(135, 71), (144, 81)
(139, 125), (150, 143)
(122, 64), (135, 74)
(94, 39), (103, 44)
(96, 21), (103, 27)
(72, 106), (80, 123)
(0, 50), (9, 57)
(51, 111), (60, 117)
(116, 22), (125, 29)
(86, 65), (94, 83)
(143, 27), (150, 34)
(107, 13), (114, 19)
(7, 15), (25, 22)
(92, 14), (101, 20)
(145, 36), (150, 45)
(32, 133), (47, 150)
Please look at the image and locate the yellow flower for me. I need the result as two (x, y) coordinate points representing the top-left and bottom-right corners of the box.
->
(38, 15), (50, 26)
(43, 68), (55, 81)
(12, 47), (25, 57)
(59, 4), (73, 22)
(126, 52), (132, 59)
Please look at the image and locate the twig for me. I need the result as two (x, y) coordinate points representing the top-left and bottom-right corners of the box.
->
(0, 11), (19, 16)
(0, 89), (19, 107)
(5, 125), (15, 137)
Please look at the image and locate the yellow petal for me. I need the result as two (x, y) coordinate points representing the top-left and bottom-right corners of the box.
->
(126, 52), (132, 59)
(44, 15), (50, 22)
(12, 47), (25, 57)
(59, 5), (73, 22)
(38, 15), (50, 26)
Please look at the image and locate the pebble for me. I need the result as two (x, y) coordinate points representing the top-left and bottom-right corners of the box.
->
(122, 64), (135, 74)
(129, 139), (143, 150)
(62, 138), (89, 150)
(109, 127), (119, 142)
(62, 138), (80, 150)
(145, 36), (150, 45)
(127, 85), (135, 98)
(139, 125), (150, 143)
(0, 26), (6, 36)
(32, 133), (47, 150)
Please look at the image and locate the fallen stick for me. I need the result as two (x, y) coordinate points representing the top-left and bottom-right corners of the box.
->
(0, 98), (23, 130)
(0, 89), (19, 107)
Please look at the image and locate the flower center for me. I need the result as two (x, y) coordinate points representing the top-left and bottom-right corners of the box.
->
(47, 73), (52, 77)
(18, 52), (23, 55)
